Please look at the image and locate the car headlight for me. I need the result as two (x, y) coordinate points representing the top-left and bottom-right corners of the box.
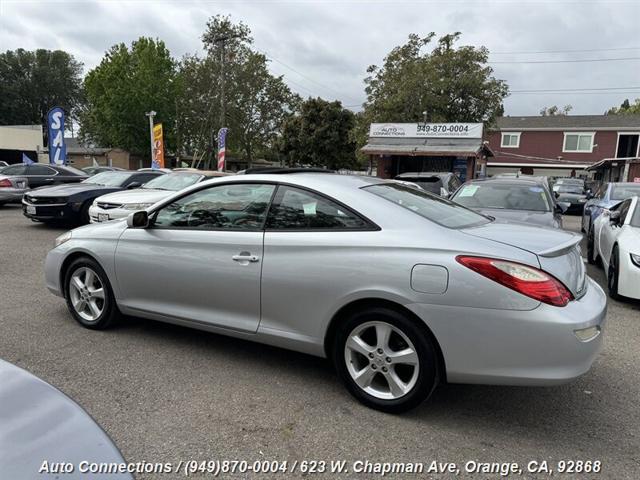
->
(123, 203), (153, 210)
(54, 231), (72, 247)
(631, 253), (640, 268)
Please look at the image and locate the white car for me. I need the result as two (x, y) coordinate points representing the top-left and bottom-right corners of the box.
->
(589, 195), (640, 300)
(89, 170), (229, 223)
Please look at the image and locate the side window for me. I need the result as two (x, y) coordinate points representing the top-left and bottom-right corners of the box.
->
(126, 173), (158, 186)
(596, 184), (608, 199)
(29, 165), (57, 176)
(153, 183), (275, 230)
(618, 199), (632, 224)
(448, 176), (461, 191)
(266, 186), (371, 230)
(3, 165), (28, 175)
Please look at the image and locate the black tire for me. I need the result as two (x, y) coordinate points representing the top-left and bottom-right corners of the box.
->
(607, 246), (621, 300)
(64, 257), (120, 329)
(332, 307), (438, 413)
(587, 227), (598, 265)
(78, 201), (91, 225)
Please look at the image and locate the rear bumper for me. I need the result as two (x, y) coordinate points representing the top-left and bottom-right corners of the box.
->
(408, 276), (607, 386)
(0, 189), (26, 203)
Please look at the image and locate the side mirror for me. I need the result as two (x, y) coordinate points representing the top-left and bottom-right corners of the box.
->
(609, 211), (621, 225)
(556, 202), (570, 214)
(126, 210), (149, 228)
(126, 181), (142, 189)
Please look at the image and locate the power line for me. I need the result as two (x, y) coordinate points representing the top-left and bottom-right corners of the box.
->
(491, 46), (640, 55)
(490, 57), (640, 64)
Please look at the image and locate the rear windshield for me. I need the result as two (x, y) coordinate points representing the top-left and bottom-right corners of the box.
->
(59, 165), (86, 176)
(611, 184), (640, 200)
(364, 183), (490, 229)
(395, 176), (442, 193)
(555, 185), (583, 194)
(83, 171), (132, 186)
(452, 183), (551, 212)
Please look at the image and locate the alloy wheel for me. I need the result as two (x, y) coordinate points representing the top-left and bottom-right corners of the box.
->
(344, 321), (420, 400)
(69, 267), (105, 322)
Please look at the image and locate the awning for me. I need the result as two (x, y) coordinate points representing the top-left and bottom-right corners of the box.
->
(361, 137), (492, 157)
(586, 157), (639, 171)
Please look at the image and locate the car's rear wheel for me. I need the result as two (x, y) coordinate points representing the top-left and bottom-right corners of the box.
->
(608, 246), (621, 300)
(64, 257), (120, 329)
(333, 307), (438, 413)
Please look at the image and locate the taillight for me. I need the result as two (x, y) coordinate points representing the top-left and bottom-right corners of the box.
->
(456, 255), (573, 307)
(0, 179), (11, 188)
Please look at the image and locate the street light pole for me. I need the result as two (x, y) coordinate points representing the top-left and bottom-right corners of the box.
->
(145, 111), (156, 168)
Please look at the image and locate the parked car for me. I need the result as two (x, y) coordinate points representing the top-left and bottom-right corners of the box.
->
(0, 175), (29, 206)
(0, 163), (87, 189)
(23, 170), (165, 225)
(89, 170), (230, 223)
(581, 182), (640, 234)
(450, 177), (567, 229)
(82, 166), (125, 176)
(553, 177), (588, 192)
(45, 173), (606, 413)
(588, 196), (640, 300)
(553, 183), (589, 214)
(0, 358), (131, 479)
(394, 172), (461, 197)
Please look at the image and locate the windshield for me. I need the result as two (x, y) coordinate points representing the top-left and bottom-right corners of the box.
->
(364, 183), (490, 229)
(83, 171), (132, 186)
(143, 173), (201, 191)
(452, 183), (551, 212)
(611, 184), (640, 201)
(60, 165), (87, 176)
(556, 185), (584, 194)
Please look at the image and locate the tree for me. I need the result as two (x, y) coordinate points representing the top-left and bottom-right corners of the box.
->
(80, 38), (177, 157)
(176, 15), (299, 167)
(361, 33), (508, 126)
(539, 105), (572, 116)
(280, 97), (357, 169)
(0, 49), (83, 132)
(607, 98), (640, 115)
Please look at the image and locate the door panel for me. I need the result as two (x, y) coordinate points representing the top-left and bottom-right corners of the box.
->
(115, 229), (264, 332)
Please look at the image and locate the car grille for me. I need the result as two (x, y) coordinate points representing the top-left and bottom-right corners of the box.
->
(25, 196), (67, 205)
(97, 202), (123, 210)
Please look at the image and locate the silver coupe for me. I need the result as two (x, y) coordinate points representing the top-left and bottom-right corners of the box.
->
(45, 173), (607, 412)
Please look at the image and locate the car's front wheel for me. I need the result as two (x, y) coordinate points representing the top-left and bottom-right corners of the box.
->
(64, 257), (120, 329)
(333, 307), (438, 413)
(608, 246), (621, 300)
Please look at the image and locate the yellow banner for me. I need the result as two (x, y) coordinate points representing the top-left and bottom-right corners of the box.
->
(153, 123), (165, 168)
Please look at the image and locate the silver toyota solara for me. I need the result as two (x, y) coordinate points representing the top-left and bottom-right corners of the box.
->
(44, 173), (607, 413)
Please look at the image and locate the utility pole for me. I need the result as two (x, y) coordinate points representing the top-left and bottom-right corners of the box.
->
(209, 34), (240, 170)
(145, 111), (156, 169)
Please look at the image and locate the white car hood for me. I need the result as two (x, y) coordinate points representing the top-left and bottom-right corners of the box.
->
(95, 189), (172, 205)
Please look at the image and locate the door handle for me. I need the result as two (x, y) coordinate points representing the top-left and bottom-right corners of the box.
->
(232, 253), (260, 263)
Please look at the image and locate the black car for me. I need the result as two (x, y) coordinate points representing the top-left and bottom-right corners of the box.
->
(552, 181), (589, 214)
(23, 170), (164, 224)
(0, 163), (88, 188)
(394, 172), (462, 197)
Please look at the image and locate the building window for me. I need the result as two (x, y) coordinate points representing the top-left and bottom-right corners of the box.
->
(501, 132), (521, 148)
(563, 132), (595, 153)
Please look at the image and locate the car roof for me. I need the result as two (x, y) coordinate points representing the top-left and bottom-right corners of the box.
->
(395, 172), (450, 178)
(465, 177), (544, 186)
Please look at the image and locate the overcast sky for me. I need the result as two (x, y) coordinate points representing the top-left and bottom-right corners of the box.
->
(1, 0), (639, 116)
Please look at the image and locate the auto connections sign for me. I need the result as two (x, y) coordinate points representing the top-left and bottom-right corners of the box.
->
(47, 107), (67, 165)
(369, 123), (483, 139)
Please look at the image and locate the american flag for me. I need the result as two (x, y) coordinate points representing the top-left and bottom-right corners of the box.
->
(217, 127), (228, 172)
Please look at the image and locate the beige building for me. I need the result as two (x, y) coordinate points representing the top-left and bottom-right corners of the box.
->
(0, 125), (44, 164)
(63, 138), (130, 170)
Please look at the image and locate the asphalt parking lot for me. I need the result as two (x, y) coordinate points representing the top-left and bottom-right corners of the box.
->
(1, 204), (639, 479)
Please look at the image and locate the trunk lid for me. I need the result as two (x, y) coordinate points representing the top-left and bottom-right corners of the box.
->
(462, 222), (587, 297)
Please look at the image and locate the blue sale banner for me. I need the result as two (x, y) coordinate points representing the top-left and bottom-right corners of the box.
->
(47, 107), (67, 165)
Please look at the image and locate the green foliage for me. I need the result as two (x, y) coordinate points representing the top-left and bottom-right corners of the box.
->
(0, 48), (83, 131)
(280, 97), (357, 169)
(539, 105), (572, 116)
(177, 15), (299, 167)
(607, 98), (640, 115)
(80, 38), (177, 156)
(361, 33), (508, 124)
